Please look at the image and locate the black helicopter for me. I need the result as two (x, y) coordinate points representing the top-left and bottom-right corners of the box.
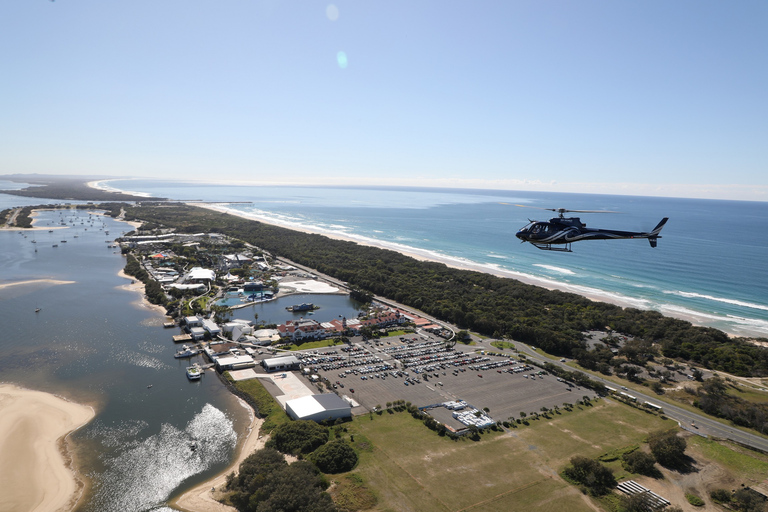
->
(514, 206), (668, 252)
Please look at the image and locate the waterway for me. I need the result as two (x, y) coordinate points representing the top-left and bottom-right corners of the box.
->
(0, 204), (360, 511)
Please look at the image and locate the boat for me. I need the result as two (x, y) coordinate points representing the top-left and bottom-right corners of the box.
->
(186, 364), (202, 380)
(52, 244), (58, 247)
(35, 308), (41, 313)
(286, 302), (319, 312)
(61, 240), (67, 243)
(175, 345), (199, 358)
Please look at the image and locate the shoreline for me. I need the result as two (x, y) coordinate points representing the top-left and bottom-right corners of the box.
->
(192, 203), (745, 337)
(0, 384), (95, 512)
(117, 268), (169, 315)
(170, 398), (267, 512)
(81, 181), (762, 338)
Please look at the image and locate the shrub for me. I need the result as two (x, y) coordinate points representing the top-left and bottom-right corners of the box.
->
(563, 456), (616, 495)
(686, 493), (705, 507)
(310, 439), (358, 474)
(709, 488), (732, 504)
(268, 420), (329, 455)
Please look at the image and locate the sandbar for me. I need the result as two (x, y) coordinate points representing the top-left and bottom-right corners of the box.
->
(0, 384), (95, 512)
(0, 278), (75, 290)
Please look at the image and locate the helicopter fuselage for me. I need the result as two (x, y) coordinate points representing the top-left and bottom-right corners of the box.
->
(516, 217), (668, 252)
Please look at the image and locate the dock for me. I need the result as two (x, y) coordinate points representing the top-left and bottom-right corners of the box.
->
(172, 333), (193, 343)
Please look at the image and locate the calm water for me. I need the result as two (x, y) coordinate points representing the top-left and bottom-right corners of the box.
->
(0, 203), (362, 511)
(100, 180), (768, 338)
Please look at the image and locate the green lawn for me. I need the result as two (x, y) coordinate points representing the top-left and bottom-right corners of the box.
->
(227, 373), (290, 433)
(339, 400), (673, 511)
(688, 436), (768, 482)
(287, 338), (346, 351)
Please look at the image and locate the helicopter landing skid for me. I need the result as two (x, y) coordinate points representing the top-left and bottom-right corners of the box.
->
(532, 243), (572, 252)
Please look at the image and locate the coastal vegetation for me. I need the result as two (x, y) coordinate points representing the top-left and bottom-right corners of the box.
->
(120, 203), (768, 378)
(122, 253), (168, 306)
(225, 447), (337, 512)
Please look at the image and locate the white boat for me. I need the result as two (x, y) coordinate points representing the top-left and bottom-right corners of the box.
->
(175, 345), (199, 358)
(186, 365), (202, 380)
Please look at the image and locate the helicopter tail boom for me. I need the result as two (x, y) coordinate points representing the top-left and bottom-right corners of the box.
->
(647, 217), (669, 248)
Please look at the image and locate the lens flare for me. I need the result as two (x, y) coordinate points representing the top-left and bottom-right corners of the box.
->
(326, 4), (339, 21)
(337, 51), (348, 69)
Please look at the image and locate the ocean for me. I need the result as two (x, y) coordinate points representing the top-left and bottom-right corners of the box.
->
(99, 179), (768, 338)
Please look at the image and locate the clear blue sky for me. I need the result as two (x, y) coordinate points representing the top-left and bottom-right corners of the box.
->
(2, 1), (766, 200)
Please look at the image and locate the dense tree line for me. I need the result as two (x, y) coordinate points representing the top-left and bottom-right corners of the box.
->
(123, 254), (168, 306)
(226, 447), (337, 512)
(121, 204), (768, 376)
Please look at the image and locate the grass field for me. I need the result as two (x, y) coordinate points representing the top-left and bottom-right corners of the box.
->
(227, 373), (290, 432)
(286, 338), (346, 351)
(688, 436), (768, 482)
(338, 399), (675, 511)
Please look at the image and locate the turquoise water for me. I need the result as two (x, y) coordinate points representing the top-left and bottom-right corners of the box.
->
(100, 180), (768, 338)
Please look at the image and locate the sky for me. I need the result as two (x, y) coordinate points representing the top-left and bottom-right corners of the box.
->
(1, 1), (767, 201)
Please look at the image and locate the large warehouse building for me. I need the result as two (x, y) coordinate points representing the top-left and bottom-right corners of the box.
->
(285, 394), (352, 423)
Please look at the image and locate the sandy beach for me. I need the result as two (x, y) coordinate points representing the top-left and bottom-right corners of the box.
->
(0, 384), (95, 512)
(117, 268), (169, 315)
(170, 402), (267, 512)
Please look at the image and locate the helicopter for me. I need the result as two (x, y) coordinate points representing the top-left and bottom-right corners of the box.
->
(513, 206), (668, 252)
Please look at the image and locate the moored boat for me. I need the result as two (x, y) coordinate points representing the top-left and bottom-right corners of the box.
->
(286, 302), (319, 312)
(175, 345), (199, 358)
(186, 364), (202, 380)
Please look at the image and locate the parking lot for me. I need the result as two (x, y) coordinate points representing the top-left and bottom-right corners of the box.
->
(290, 333), (596, 425)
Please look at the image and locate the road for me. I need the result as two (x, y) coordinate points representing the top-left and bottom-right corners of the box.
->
(275, 256), (768, 453)
(505, 341), (768, 453)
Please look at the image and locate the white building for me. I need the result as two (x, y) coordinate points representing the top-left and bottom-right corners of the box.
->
(285, 394), (352, 423)
(185, 316), (203, 328)
(186, 267), (215, 283)
(201, 318), (221, 337)
(215, 353), (256, 371)
(262, 355), (300, 372)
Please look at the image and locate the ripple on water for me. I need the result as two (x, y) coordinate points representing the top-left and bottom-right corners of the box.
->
(85, 404), (237, 512)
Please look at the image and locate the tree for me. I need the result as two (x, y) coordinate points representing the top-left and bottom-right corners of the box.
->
(227, 448), (337, 512)
(622, 450), (658, 476)
(309, 439), (358, 473)
(563, 456), (616, 495)
(648, 430), (687, 469)
(620, 491), (655, 512)
(733, 488), (766, 512)
(267, 420), (329, 455)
